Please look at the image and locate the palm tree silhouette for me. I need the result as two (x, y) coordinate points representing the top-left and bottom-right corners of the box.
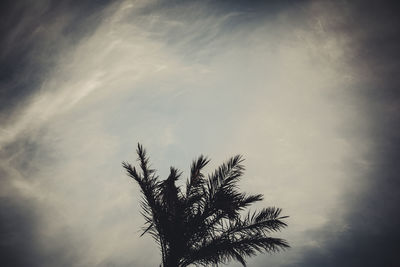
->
(123, 144), (289, 267)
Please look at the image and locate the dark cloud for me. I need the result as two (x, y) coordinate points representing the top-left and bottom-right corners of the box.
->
(284, 1), (400, 266)
(127, 0), (312, 67)
(0, 132), (79, 266)
(0, 1), (114, 266)
(2, 0), (400, 266)
(138, 0), (306, 14)
(0, 195), (41, 266)
(0, 0), (114, 124)
(212, 0), (308, 14)
(0, 196), (81, 267)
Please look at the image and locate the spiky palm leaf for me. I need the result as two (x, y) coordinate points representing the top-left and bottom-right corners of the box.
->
(123, 143), (289, 267)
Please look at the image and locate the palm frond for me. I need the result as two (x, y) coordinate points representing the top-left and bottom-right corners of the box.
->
(159, 167), (183, 208)
(208, 155), (244, 197)
(122, 144), (163, 241)
(186, 155), (210, 197)
(185, 235), (289, 267)
(123, 144), (289, 267)
(137, 143), (155, 179)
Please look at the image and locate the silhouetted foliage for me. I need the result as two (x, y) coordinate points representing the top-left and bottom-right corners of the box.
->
(123, 143), (289, 267)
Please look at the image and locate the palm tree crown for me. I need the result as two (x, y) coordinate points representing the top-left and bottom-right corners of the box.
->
(123, 143), (289, 267)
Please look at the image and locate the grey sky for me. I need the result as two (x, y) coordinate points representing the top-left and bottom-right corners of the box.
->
(1, 1), (399, 266)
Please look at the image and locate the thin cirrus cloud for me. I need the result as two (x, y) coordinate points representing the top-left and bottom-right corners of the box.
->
(1, 0), (398, 267)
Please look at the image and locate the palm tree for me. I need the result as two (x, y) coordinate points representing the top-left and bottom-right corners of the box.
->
(123, 143), (289, 267)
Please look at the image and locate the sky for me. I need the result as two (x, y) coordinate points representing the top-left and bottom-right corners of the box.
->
(1, 0), (399, 266)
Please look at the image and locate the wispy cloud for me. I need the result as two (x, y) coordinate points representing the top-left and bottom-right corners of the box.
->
(1, 1), (396, 266)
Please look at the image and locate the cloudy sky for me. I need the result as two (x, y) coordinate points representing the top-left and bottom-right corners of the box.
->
(1, 0), (399, 266)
